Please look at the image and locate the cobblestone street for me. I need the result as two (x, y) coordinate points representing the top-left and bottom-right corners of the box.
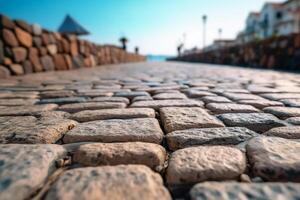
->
(1, 61), (300, 200)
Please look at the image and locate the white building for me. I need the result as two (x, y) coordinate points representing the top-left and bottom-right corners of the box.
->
(259, 2), (283, 39)
(245, 12), (261, 42)
(276, 0), (300, 36)
(239, 0), (300, 43)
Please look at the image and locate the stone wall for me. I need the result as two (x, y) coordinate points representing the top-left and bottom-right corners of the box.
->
(170, 33), (300, 71)
(0, 14), (145, 78)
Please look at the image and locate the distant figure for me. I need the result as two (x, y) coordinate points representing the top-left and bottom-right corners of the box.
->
(177, 43), (184, 57)
(135, 47), (139, 55)
(119, 37), (128, 51)
(58, 14), (89, 36)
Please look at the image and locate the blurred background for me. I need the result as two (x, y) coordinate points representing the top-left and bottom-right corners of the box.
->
(0, 0), (287, 60)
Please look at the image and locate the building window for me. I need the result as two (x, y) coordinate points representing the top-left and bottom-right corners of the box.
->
(276, 12), (282, 19)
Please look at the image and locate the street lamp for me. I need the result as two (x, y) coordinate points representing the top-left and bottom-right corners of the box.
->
(218, 28), (222, 40)
(202, 15), (207, 49)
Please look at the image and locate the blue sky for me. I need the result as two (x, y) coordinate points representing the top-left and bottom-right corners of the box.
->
(0, 0), (283, 55)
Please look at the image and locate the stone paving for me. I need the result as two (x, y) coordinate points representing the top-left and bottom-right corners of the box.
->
(1, 62), (300, 200)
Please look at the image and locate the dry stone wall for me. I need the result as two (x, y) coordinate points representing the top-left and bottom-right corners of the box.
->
(0, 14), (145, 78)
(171, 33), (300, 71)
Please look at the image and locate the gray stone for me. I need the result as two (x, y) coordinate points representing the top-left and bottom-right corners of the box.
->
(0, 144), (66, 200)
(41, 55), (55, 71)
(202, 96), (232, 103)
(166, 127), (258, 151)
(39, 97), (87, 105)
(45, 165), (171, 200)
(63, 118), (164, 144)
(189, 182), (300, 200)
(218, 113), (285, 132)
(286, 117), (300, 125)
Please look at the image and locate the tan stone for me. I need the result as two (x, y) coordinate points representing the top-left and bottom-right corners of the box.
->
(131, 99), (204, 110)
(12, 47), (27, 63)
(73, 142), (166, 170)
(9, 64), (24, 75)
(0, 98), (37, 106)
(153, 92), (187, 100)
(206, 103), (259, 114)
(47, 44), (57, 55)
(15, 27), (32, 47)
(247, 137), (300, 181)
(0, 66), (10, 78)
(189, 182), (300, 200)
(2, 29), (19, 47)
(0, 116), (77, 143)
(0, 144), (66, 200)
(29, 48), (43, 72)
(45, 165), (171, 200)
(58, 102), (126, 113)
(263, 126), (300, 139)
(166, 146), (246, 185)
(63, 118), (164, 144)
(239, 99), (284, 109)
(264, 106), (300, 119)
(92, 97), (130, 104)
(71, 108), (155, 122)
(53, 54), (68, 70)
(0, 104), (57, 116)
(160, 107), (224, 133)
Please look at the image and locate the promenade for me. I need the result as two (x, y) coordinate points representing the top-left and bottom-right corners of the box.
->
(1, 61), (300, 200)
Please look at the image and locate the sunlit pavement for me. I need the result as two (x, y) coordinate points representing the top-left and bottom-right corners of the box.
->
(1, 61), (300, 200)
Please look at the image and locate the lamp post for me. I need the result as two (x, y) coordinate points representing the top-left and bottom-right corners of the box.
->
(202, 15), (207, 49)
(218, 28), (222, 40)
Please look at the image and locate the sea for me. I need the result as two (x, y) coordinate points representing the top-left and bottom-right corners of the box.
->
(146, 55), (172, 62)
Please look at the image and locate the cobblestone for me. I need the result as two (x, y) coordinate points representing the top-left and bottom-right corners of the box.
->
(166, 127), (258, 151)
(218, 113), (285, 132)
(247, 137), (300, 181)
(166, 146), (246, 185)
(63, 118), (164, 144)
(160, 107), (224, 133)
(73, 142), (166, 170)
(71, 108), (155, 122)
(45, 165), (171, 200)
(190, 182), (300, 200)
(0, 144), (66, 200)
(206, 103), (259, 114)
(2, 62), (300, 199)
